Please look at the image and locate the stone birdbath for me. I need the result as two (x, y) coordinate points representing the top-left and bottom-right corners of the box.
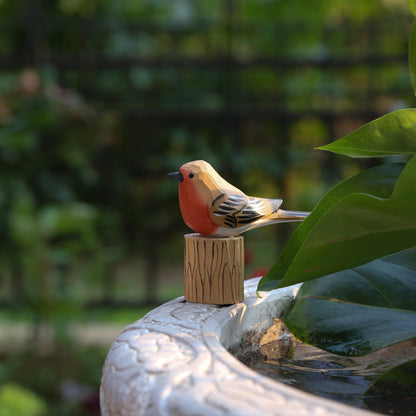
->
(100, 277), (375, 416)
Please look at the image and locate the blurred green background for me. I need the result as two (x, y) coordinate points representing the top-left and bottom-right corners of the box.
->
(0, 0), (413, 414)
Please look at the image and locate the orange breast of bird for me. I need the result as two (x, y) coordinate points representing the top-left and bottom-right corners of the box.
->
(178, 180), (218, 235)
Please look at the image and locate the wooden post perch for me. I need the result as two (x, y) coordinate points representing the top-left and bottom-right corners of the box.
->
(184, 233), (244, 305)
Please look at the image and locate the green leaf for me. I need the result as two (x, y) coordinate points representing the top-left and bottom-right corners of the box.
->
(0, 383), (47, 416)
(410, 20), (416, 96)
(260, 155), (416, 289)
(410, 0), (416, 17)
(364, 359), (416, 398)
(257, 162), (406, 291)
(317, 109), (416, 157)
(284, 248), (416, 356)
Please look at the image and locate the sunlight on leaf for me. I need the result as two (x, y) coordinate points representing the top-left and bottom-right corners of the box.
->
(257, 162), (406, 291)
(317, 109), (416, 157)
(277, 154), (416, 287)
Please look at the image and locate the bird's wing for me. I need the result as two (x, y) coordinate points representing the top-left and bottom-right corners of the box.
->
(210, 193), (283, 229)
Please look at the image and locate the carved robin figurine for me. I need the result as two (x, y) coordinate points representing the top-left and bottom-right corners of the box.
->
(168, 160), (309, 237)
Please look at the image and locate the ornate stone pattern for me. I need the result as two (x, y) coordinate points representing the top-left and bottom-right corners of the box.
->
(100, 278), (375, 416)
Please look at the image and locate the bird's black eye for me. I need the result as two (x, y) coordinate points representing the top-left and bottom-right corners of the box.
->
(189, 173), (194, 179)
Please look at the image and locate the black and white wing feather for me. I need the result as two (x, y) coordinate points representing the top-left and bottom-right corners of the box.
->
(210, 193), (283, 229)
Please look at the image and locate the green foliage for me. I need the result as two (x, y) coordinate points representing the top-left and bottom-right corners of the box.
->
(257, 162), (406, 290)
(0, 69), (106, 339)
(410, 21), (416, 95)
(364, 358), (416, 398)
(0, 0), (414, 412)
(0, 344), (107, 416)
(284, 249), (416, 356)
(0, 383), (46, 416)
(259, 155), (416, 289)
(258, 3), (416, 392)
(318, 109), (416, 157)
(410, 0), (416, 16)
(259, 29), (416, 290)
(0, 0), (412, 319)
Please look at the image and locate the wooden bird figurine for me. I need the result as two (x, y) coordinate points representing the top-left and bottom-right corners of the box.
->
(168, 160), (309, 237)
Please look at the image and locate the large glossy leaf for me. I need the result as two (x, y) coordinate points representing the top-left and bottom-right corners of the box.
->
(284, 249), (416, 356)
(257, 162), (406, 291)
(317, 109), (416, 157)
(259, 155), (416, 290)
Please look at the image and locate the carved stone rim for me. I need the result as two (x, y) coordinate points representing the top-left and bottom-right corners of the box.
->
(100, 278), (378, 416)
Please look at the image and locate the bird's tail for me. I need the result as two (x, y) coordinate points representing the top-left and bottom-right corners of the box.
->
(275, 209), (310, 222)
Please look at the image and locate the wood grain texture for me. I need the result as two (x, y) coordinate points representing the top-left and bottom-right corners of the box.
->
(184, 233), (244, 304)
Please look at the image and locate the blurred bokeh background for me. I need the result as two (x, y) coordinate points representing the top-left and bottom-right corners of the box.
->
(0, 0), (414, 414)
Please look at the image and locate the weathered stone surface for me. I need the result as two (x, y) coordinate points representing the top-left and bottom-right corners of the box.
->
(259, 320), (295, 360)
(100, 278), (376, 416)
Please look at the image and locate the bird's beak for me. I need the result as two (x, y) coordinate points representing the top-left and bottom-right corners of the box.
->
(167, 171), (183, 182)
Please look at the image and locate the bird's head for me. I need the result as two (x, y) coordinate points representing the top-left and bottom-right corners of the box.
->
(168, 160), (241, 199)
(168, 160), (216, 185)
